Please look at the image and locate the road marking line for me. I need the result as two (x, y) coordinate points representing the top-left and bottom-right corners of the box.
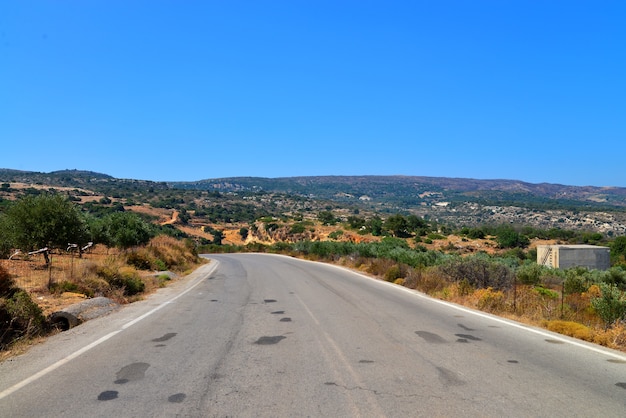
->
(0, 262), (218, 400)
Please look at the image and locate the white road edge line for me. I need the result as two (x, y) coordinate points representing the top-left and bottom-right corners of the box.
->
(0, 261), (219, 400)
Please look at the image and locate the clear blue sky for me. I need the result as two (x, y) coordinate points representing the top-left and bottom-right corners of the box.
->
(2, 1), (625, 186)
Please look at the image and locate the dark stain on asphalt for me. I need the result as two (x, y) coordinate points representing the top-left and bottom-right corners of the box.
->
(607, 359), (626, 364)
(152, 333), (177, 342)
(616, 382), (626, 389)
(458, 324), (475, 331)
(115, 362), (150, 384)
(508, 360), (519, 363)
(210, 299), (219, 302)
(545, 339), (565, 344)
(455, 333), (481, 341)
(168, 393), (186, 403)
(154, 344), (166, 348)
(255, 336), (286, 345)
(415, 331), (447, 344)
(359, 360), (375, 364)
(264, 299), (277, 303)
(280, 317), (292, 322)
(454, 315), (464, 318)
(271, 311), (285, 314)
(436, 366), (465, 386)
(456, 338), (468, 343)
(98, 391), (118, 401)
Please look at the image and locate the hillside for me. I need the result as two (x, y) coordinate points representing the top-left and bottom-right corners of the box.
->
(171, 175), (626, 235)
(2, 169), (626, 235)
(171, 175), (626, 208)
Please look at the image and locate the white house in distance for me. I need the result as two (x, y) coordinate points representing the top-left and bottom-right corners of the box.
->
(537, 244), (610, 270)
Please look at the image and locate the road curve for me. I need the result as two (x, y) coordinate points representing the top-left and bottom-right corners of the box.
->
(1, 253), (625, 417)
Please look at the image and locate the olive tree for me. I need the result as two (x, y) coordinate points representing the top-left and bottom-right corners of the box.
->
(0, 194), (89, 262)
(90, 212), (153, 250)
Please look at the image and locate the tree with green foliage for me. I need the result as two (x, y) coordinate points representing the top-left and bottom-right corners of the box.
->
(0, 194), (89, 263)
(90, 212), (153, 249)
(406, 214), (429, 235)
(368, 216), (383, 236)
(611, 236), (626, 265)
(317, 211), (336, 226)
(496, 226), (529, 249)
(460, 226), (486, 239)
(347, 215), (366, 230)
(384, 214), (410, 238)
(212, 229), (224, 245)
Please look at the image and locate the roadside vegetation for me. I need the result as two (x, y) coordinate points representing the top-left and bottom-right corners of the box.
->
(2, 177), (626, 356)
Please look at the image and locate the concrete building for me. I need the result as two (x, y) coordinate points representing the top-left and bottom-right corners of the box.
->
(537, 244), (610, 270)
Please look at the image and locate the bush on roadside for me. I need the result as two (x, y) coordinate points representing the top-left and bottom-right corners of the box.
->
(543, 320), (593, 341)
(384, 265), (403, 282)
(0, 266), (48, 349)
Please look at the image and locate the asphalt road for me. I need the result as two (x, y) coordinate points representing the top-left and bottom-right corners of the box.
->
(1, 253), (626, 417)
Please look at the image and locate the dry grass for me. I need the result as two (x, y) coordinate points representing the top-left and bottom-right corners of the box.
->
(1, 238), (203, 317)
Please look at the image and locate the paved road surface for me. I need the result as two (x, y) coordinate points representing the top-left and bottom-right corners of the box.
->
(1, 253), (625, 417)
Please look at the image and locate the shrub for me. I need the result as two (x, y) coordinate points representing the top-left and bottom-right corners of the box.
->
(544, 320), (593, 341)
(289, 223), (306, 234)
(591, 283), (626, 329)
(603, 267), (626, 291)
(438, 256), (514, 290)
(97, 259), (145, 296)
(564, 275), (590, 294)
(427, 233), (446, 240)
(516, 263), (545, 285)
(472, 288), (506, 312)
(328, 230), (344, 240)
(0, 265), (14, 296)
(156, 274), (171, 287)
(152, 258), (167, 271)
(534, 286), (559, 299)
(384, 265), (403, 282)
(112, 267), (145, 296)
(126, 251), (152, 270)
(0, 289), (48, 349)
(51, 281), (79, 294)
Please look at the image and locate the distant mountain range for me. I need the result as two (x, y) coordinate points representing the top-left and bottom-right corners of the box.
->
(171, 175), (626, 210)
(2, 169), (626, 210)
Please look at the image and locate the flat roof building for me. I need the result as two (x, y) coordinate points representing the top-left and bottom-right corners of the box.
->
(537, 244), (610, 271)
